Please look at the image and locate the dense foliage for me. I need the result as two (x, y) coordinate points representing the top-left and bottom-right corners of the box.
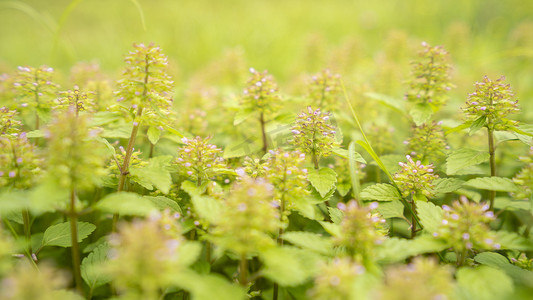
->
(1, 1), (533, 299)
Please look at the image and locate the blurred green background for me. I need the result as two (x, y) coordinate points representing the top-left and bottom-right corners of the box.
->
(1, 0), (532, 115)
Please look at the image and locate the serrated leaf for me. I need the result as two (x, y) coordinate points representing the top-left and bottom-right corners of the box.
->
(416, 201), (443, 234)
(432, 178), (464, 194)
(469, 115), (487, 135)
(42, 222), (96, 248)
(336, 183), (351, 197)
(170, 270), (246, 300)
(446, 148), (490, 175)
(81, 243), (112, 290)
(282, 232), (334, 255)
(147, 126), (162, 144)
(328, 207), (343, 224)
(375, 200), (404, 219)
(129, 155), (172, 194)
(144, 196), (182, 214)
(464, 177), (519, 192)
(261, 247), (320, 286)
(308, 168), (337, 198)
(456, 266), (514, 300)
(409, 103), (433, 126)
(360, 184), (401, 201)
(96, 192), (158, 216)
(474, 252), (533, 287)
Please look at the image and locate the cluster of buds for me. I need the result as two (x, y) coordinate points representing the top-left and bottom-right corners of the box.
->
(405, 42), (454, 109)
(115, 43), (174, 122)
(56, 85), (95, 114)
(70, 62), (115, 112)
(334, 201), (386, 261)
(264, 149), (309, 213)
(0, 133), (43, 189)
(240, 68), (280, 115)
(380, 258), (454, 300)
(510, 253), (532, 270)
(394, 155), (438, 198)
(512, 147), (533, 200)
(463, 76), (519, 131)
(175, 136), (225, 184)
(309, 258), (366, 300)
(107, 211), (184, 299)
(291, 106), (338, 166)
(434, 197), (499, 252)
(212, 176), (280, 255)
(243, 156), (269, 178)
(45, 108), (106, 190)
(0, 107), (22, 137)
(0, 262), (69, 300)
(13, 65), (58, 110)
(307, 69), (342, 112)
(405, 121), (448, 163)
(107, 146), (146, 182)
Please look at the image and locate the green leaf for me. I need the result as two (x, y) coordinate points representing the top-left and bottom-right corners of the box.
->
(26, 129), (44, 138)
(233, 109), (257, 126)
(375, 200), (404, 219)
(328, 207), (343, 224)
(332, 147), (366, 163)
(318, 221), (341, 237)
(372, 154), (404, 174)
(336, 183), (351, 197)
(432, 178), (465, 194)
(190, 195), (221, 224)
(446, 122), (470, 135)
(474, 252), (533, 287)
(176, 241), (202, 267)
(101, 124), (133, 139)
(96, 192), (158, 216)
(464, 177), (519, 192)
(416, 201), (443, 234)
(363, 92), (406, 114)
(409, 103), (433, 126)
(282, 231), (334, 255)
(360, 183), (401, 201)
(144, 196), (182, 214)
(376, 235), (449, 263)
(261, 247), (320, 286)
(170, 270), (246, 300)
(147, 126), (162, 144)
(307, 167), (337, 198)
(494, 231), (533, 250)
(81, 243), (112, 291)
(42, 222), (96, 248)
(129, 155), (172, 194)
(446, 148), (490, 175)
(469, 115), (487, 135)
(456, 266), (514, 300)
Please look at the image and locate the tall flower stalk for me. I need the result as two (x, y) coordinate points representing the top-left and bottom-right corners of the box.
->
(463, 76), (519, 210)
(112, 43), (173, 230)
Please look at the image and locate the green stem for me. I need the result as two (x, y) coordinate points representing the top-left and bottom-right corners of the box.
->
(488, 127), (496, 210)
(410, 197), (417, 239)
(240, 254), (248, 286)
(22, 209), (32, 256)
(69, 188), (83, 294)
(260, 112), (268, 154)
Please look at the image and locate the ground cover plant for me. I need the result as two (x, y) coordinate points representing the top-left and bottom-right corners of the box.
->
(1, 1), (533, 299)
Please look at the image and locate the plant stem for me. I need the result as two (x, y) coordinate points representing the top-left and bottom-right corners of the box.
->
(260, 112), (268, 154)
(22, 209), (32, 256)
(240, 254), (248, 286)
(488, 127), (496, 210)
(69, 188), (83, 294)
(410, 197), (417, 239)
